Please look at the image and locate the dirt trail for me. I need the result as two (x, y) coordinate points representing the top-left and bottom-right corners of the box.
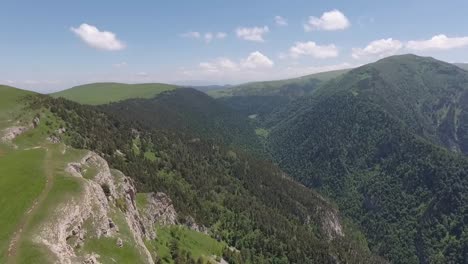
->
(7, 147), (53, 264)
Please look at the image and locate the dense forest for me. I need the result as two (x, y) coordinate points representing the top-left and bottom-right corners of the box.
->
(260, 55), (468, 263)
(101, 88), (264, 155)
(28, 95), (381, 263)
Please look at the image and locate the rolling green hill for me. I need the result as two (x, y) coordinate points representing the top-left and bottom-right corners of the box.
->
(263, 54), (468, 263)
(51, 82), (177, 105)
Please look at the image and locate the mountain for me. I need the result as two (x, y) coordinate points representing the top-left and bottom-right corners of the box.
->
(52, 82), (177, 105)
(100, 88), (264, 153)
(262, 55), (468, 263)
(0, 85), (380, 263)
(209, 69), (349, 98)
(455, 63), (468, 71)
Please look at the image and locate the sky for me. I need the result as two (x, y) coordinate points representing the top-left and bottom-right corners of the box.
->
(2, 0), (468, 93)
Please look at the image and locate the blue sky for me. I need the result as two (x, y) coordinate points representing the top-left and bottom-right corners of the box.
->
(2, 0), (468, 92)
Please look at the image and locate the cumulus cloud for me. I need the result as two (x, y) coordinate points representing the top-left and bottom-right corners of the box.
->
(289, 41), (339, 59)
(200, 58), (239, 73)
(198, 51), (274, 75)
(71, 23), (125, 51)
(275, 16), (288, 26)
(304, 10), (350, 31)
(181, 31), (226, 43)
(236, 26), (269, 42)
(241, 51), (274, 69)
(216, 32), (227, 39)
(406, 34), (468, 50)
(352, 38), (403, 59)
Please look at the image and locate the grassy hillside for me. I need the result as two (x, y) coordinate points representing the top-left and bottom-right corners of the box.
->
(52, 82), (177, 105)
(209, 69), (349, 98)
(264, 54), (468, 263)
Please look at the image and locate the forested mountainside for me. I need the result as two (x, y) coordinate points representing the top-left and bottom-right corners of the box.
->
(18, 93), (381, 263)
(260, 55), (468, 263)
(100, 88), (263, 154)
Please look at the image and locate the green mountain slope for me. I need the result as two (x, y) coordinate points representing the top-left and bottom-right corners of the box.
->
(101, 88), (263, 154)
(1, 85), (382, 263)
(209, 69), (349, 98)
(52, 82), (177, 105)
(33, 95), (381, 263)
(264, 55), (468, 263)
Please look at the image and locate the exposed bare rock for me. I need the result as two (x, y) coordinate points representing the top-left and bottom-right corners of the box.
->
(1, 126), (28, 143)
(321, 208), (344, 239)
(47, 135), (61, 144)
(35, 151), (153, 264)
(116, 238), (123, 248)
(32, 116), (40, 128)
(139, 192), (178, 240)
(83, 253), (100, 264)
(185, 216), (208, 234)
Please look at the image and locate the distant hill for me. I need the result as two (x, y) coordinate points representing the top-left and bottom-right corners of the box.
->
(101, 88), (263, 153)
(263, 54), (468, 263)
(455, 63), (468, 71)
(209, 69), (349, 98)
(51, 82), (177, 105)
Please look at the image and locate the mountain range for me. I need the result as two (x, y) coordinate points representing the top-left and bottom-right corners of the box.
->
(2, 54), (468, 263)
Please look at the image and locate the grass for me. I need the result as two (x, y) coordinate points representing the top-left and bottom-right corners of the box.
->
(255, 128), (270, 138)
(0, 85), (35, 125)
(144, 151), (157, 161)
(146, 225), (225, 263)
(0, 147), (46, 262)
(52, 82), (178, 105)
(136, 193), (149, 211)
(79, 210), (148, 263)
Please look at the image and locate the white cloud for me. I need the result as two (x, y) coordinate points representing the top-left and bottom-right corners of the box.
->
(236, 26), (269, 42)
(216, 32), (227, 39)
(71, 23), (125, 51)
(289, 41), (339, 59)
(180, 31), (201, 39)
(406, 34), (468, 51)
(204, 33), (213, 43)
(304, 10), (350, 31)
(200, 58), (239, 73)
(181, 31), (226, 43)
(275, 16), (288, 26)
(352, 38), (403, 59)
(198, 51), (274, 75)
(241, 51), (274, 69)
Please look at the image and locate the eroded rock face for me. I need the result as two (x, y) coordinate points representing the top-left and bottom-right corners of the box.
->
(1, 126), (28, 143)
(139, 192), (178, 240)
(35, 152), (153, 264)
